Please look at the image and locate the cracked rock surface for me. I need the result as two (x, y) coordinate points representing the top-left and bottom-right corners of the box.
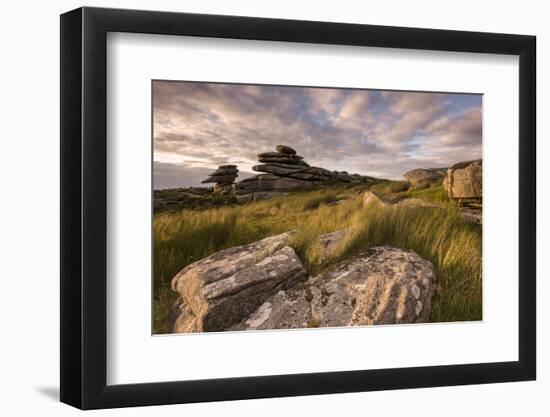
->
(170, 232), (307, 332)
(170, 232), (436, 333)
(443, 159), (482, 200)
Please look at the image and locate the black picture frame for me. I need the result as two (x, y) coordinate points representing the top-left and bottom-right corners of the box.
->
(60, 6), (536, 410)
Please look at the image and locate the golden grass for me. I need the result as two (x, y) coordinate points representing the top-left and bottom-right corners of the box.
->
(153, 184), (481, 333)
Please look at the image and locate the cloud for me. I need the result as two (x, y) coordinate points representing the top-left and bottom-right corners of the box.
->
(374, 92), (452, 147)
(153, 81), (482, 188)
(425, 107), (482, 146)
(308, 88), (345, 115)
(154, 161), (255, 189)
(153, 162), (213, 189)
(338, 91), (371, 120)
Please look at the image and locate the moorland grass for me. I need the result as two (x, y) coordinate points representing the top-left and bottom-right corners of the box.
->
(393, 185), (451, 205)
(369, 180), (411, 195)
(153, 184), (481, 333)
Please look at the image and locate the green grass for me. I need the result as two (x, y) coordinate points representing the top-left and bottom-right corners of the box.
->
(153, 183), (481, 333)
(371, 180), (451, 206)
(369, 180), (411, 195)
(301, 190), (340, 210)
(387, 184), (452, 206)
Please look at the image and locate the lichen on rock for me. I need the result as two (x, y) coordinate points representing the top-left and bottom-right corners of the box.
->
(170, 232), (436, 333)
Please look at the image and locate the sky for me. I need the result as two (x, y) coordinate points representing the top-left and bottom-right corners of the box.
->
(153, 81), (482, 189)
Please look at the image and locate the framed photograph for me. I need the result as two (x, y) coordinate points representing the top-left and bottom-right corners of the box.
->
(60, 6), (536, 409)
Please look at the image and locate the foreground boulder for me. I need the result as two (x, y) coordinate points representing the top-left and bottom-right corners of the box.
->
(443, 159), (482, 202)
(404, 168), (446, 189)
(230, 245), (436, 331)
(308, 246), (435, 326)
(170, 232), (307, 332)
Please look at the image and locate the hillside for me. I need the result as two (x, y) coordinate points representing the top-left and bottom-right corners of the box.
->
(153, 181), (482, 334)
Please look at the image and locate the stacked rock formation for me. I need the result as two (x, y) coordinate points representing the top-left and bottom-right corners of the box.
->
(234, 145), (372, 196)
(201, 165), (239, 192)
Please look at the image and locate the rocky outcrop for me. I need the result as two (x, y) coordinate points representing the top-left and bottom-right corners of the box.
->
(404, 168), (446, 189)
(154, 186), (237, 212)
(201, 165), (239, 187)
(363, 190), (481, 225)
(170, 232), (307, 332)
(235, 174), (316, 194)
(170, 233), (436, 332)
(234, 145), (374, 197)
(443, 159), (482, 202)
(230, 246), (436, 331)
